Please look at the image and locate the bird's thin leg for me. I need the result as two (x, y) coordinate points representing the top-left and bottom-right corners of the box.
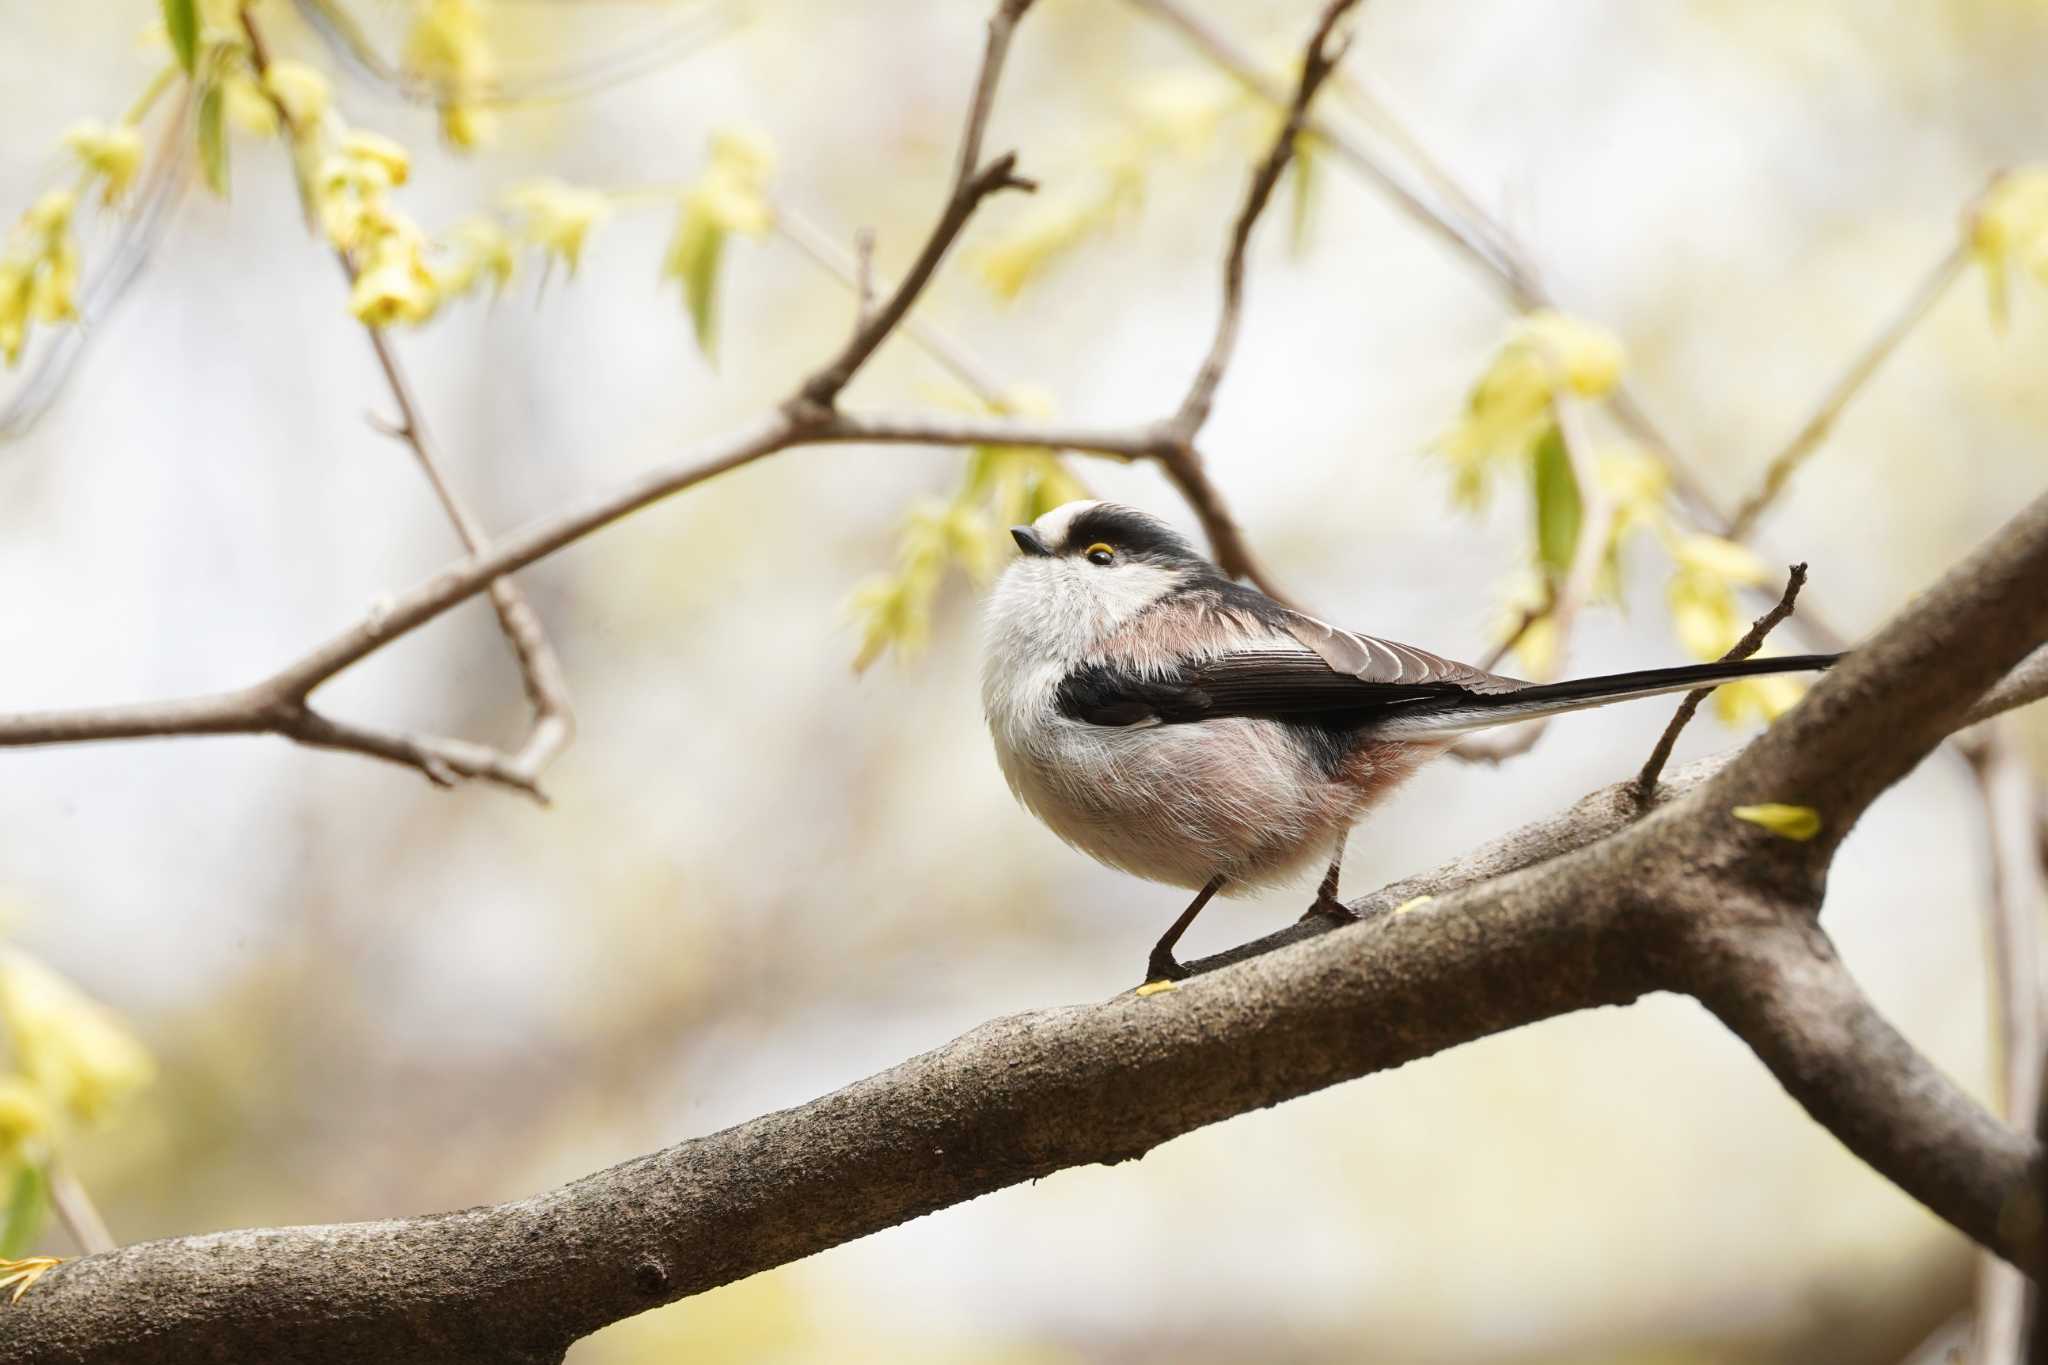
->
(1308, 834), (1356, 922)
(1146, 874), (1226, 984)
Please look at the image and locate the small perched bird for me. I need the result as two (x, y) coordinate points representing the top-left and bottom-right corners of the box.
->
(981, 500), (1838, 983)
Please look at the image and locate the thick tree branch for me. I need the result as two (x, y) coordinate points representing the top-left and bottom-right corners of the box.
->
(9, 484), (2048, 1364)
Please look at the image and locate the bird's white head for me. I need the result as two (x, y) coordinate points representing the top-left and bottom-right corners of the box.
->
(981, 500), (1208, 672)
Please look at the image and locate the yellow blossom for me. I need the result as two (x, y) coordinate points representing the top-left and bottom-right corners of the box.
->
(339, 130), (411, 189)
(975, 191), (1112, 299)
(439, 104), (495, 150)
(508, 180), (609, 274)
(1129, 69), (1237, 157)
(1435, 311), (1625, 507)
(349, 236), (439, 326)
(223, 74), (278, 137)
(0, 1076), (51, 1164)
(1668, 569), (1742, 660)
(0, 191), (81, 365)
(406, 0), (495, 149)
(435, 217), (515, 298)
(62, 121), (145, 205)
(0, 950), (155, 1127)
(0, 264), (30, 366)
(1514, 310), (1625, 397)
(1714, 671), (1809, 726)
(263, 60), (331, 129)
(1596, 445), (1672, 532)
(662, 130), (777, 355)
(1970, 166), (2048, 325)
(1671, 532), (1768, 586)
(27, 235), (78, 324)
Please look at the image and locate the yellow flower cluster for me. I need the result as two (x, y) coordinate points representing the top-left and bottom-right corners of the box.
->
(263, 60), (516, 326)
(662, 129), (777, 357)
(850, 395), (1088, 671)
(62, 122), (145, 206)
(0, 951), (155, 1134)
(405, 0), (497, 149)
(1971, 165), (2048, 326)
(1436, 310), (1624, 508)
(0, 191), (80, 367)
(1663, 531), (1805, 724)
(1442, 316), (1806, 724)
(507, 180), (611, 276)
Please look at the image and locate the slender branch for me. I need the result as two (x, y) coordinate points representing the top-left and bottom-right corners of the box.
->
(47, 1166), (114, 1257)
(1168, 0), (1358, 442)
(792, 0), (1039, 410)
(850, 226), (877, 330)
(1124, 0), (1520, 296)
(772, 204), (1009, 407)
(1633, 562), (1809, 801)
(1966, 721), (2048, 1365)
(1960, 644), (2048, 734)
(1727, 239), (1971, 539)
(243, 9), (575, 794)
(1123, 0), (1874, 652)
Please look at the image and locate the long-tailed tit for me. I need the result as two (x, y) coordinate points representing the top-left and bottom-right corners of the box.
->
(981, 501), (1836, 983)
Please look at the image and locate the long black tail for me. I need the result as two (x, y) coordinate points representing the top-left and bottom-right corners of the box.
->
(1384, 652), (1842, 737)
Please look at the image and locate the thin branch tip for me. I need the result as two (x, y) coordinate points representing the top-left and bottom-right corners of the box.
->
(1633, 562), (1810, 801)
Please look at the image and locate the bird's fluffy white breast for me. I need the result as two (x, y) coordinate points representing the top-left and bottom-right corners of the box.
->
(979, 558), (1355, 891)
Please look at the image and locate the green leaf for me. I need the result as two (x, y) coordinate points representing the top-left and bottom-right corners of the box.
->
(1531, 422), (1582, 580)
(197, 82), (229, 197)
(683, 221), (726, 362)
(162, 0), (199, 75)
(1288, 132), (1320, 257)
(1731, 803), (1823, 841)
(0, 1163), (48, 1260)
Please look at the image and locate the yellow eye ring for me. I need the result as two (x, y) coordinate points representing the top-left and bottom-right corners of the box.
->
(1084, 543), (1115, 566)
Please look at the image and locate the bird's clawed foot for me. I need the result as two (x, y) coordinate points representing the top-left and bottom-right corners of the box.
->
(1143, 947), (1191, 986)
(1307, 893), (1357, 924)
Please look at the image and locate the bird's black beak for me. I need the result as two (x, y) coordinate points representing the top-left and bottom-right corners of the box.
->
(1010, 526), (1052, 557)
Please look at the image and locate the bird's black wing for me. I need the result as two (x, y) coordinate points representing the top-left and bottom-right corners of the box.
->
(1053, 648), (1479, 728)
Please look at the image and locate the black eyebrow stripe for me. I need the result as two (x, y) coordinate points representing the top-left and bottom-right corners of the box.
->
(1061, 506), (1196, 560)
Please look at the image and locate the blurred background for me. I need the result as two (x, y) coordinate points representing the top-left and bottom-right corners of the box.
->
(3, 1), (2047, 1360)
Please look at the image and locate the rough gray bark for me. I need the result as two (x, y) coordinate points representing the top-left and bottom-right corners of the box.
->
(7, 483), (2048, 1365)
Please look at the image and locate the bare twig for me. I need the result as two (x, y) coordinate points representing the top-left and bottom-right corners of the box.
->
(1168, 0), (1358, 442)
(850, 226), (877, 330)
(1727, 240), (1971, 539)
(1125, 0), (1520, 296)
(242, 10), (575, 796)
(1633, 562), (1809, 802)
(792, 0), (1039, 411)
(1122, 0), (1871, 651)
(772, 203), (1008, 407)
(1967, 719), (2048, 1365)
(1124, 0), (1368, 605)
(46, 1166), (114, 1257)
